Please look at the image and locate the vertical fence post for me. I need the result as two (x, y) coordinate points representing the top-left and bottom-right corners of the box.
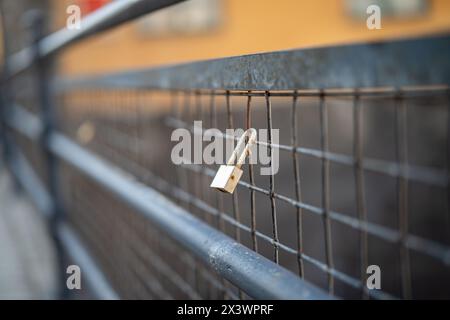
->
(0, 35), (20, 191)
(28, 10), (68, 299)
(0, 5), (9, 169)
(0, 4), (14, 183)
(0, 70), (10, 167)
(0, 73), (13, 171)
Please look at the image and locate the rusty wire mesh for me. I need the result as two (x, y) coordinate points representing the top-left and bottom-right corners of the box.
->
(35, 85), (449, 299)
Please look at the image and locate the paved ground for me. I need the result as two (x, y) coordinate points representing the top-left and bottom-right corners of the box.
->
(0, 167), (58, 299)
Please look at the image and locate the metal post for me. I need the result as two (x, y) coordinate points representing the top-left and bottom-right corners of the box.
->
(0, 77), (12, 170)
(28, 10), (68, 299)
(0, 4), (17, 186)
(0, 4), (8, 167)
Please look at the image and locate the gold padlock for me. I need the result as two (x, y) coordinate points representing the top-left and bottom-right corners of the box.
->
(210, 128), (257, 194)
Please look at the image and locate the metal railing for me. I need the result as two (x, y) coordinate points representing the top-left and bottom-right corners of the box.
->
(1, 0), (449, 300)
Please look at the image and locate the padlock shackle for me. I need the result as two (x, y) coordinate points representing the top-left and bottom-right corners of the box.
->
(226, 128), (257, 168)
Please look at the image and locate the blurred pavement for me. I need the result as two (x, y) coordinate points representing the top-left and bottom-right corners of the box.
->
(0, 168), (58, 299)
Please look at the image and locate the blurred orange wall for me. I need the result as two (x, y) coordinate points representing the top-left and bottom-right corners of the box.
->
(54, 0), (450, 75)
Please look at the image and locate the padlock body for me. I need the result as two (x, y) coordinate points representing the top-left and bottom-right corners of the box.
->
(210, 165), (243, 194)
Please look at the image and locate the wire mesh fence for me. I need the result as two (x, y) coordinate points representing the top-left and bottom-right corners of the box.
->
(46, 83), (449, 299)
(1, 1), (449, 300)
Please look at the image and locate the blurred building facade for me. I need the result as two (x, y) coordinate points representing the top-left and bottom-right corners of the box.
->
(49, 0), (450, 75)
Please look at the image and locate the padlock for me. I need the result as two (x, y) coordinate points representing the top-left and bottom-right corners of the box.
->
(210, 128), (257, 194)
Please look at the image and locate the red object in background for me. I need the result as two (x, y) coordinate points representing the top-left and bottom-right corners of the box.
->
(79, 0), (110, 15)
